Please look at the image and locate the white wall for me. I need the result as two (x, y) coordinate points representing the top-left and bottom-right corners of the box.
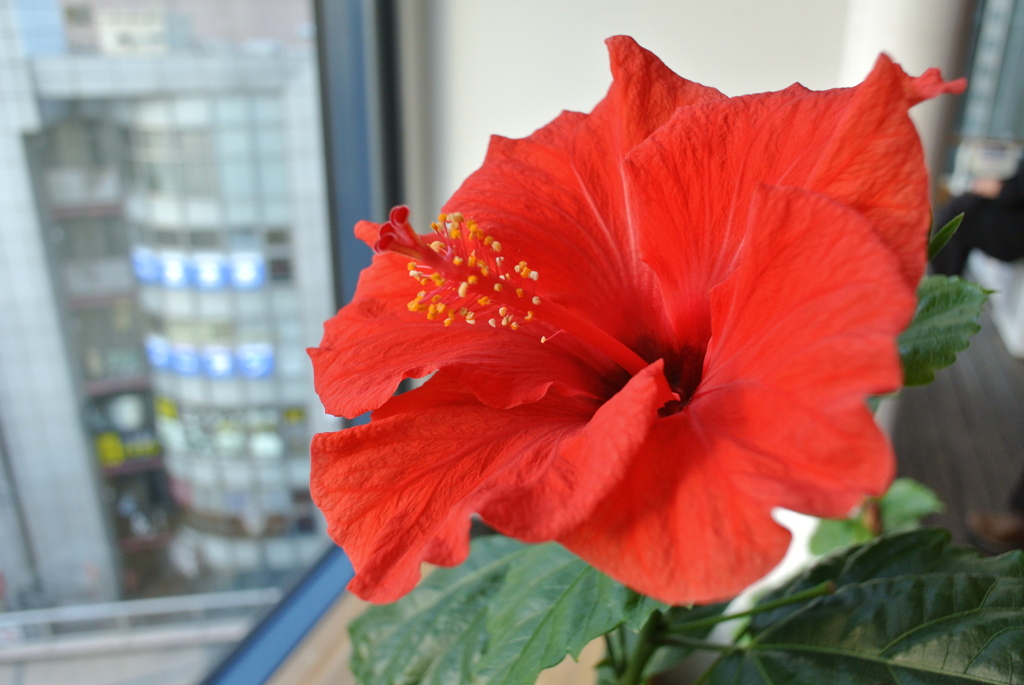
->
(400, 0), (973, 217)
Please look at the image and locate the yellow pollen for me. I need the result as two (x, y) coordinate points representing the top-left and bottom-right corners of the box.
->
(541, 336), (548, 343)
(394, 210), (545, 336)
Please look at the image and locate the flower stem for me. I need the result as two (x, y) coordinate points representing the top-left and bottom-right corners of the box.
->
(617, 611), (662, 685)
(658, 635), (738, 652)
(665, 580), (836, 635)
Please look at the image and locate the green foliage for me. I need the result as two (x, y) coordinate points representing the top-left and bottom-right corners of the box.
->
(880, 477), (945, 533)
(704, 529), (1024, 684)
(349, 536), (521, 685)
(928, 212), (964, 260)
(899, 275), (987, 386)
(597, 603), (729, 684)
(810, 478), (945, 555)
(808, 517), (874, 555)
(349, 537), (666, 685)
(474, 544), (655, 685)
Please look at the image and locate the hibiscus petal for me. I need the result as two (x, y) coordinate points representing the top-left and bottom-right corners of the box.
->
(629, 58), (959, 342)
(699, 185), (914, 514)
(310, 249), (617, 418)
(598, 36), (728, 153)
(559, 415), (793, 605)
(805, 54), (965, 287)
(561, 186), (914, 604)
(442, 117), (663, 350)
(477, 360), (671, 541)
(439, 36), (724, 352)
(312, 364), (667, 603)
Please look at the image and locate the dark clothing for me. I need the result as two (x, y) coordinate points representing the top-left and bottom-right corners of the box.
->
(930, 164), (1024, 514)
(1012, 477), (1024, 514)
(930, 167), (1024, 276)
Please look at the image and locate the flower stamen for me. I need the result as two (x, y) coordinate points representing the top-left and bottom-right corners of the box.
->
(376, 205), (652, 377)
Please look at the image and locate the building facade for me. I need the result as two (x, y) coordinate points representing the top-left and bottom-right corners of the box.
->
(0, 0), (335, 607)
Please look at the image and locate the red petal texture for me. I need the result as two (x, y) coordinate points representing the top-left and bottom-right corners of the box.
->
(560, 187), (913, 602)
(310, 247), (623, 418)
(309, 36), (963, 604)
(311, 363), (669, 602)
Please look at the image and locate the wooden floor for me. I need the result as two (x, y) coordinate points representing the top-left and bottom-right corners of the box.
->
(891, 310), (1024, 545)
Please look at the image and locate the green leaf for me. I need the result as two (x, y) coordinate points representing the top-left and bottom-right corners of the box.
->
(928, 212), (964, 260)
(879, 477), (945, 533)
(748, 529), (1021, 635)
(640, 602), (730, 677)
(476, 543), (659, 685)
(808, 517), (874, 556)
(350, 537), (667, 685)
(706, 530), (1024, 684)
(899, 275), (987, 386)
(808, 478), (944, 556)
(349, 535), (523, 685)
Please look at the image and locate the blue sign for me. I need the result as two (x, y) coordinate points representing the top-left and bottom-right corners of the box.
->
(231, 254), (265, 289)
(144, 335), (171, 369)
(202, 346), (235, 378)
(131, 247), (162, 284)
(161, 254), (190, 288)
(236, 343), (274, 378)
(191, 255), (229, 290)
(171, 345), (200, 375)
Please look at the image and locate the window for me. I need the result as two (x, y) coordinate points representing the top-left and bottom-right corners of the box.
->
(0, 0), (391, 680)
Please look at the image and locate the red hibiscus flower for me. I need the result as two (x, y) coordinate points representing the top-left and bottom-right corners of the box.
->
(309, 36), (964, 604)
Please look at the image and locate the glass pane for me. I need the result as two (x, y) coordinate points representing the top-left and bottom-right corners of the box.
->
(0, 0), (337, 679)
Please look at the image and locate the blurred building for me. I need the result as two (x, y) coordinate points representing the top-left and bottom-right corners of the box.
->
(0, 0), (335, 608)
